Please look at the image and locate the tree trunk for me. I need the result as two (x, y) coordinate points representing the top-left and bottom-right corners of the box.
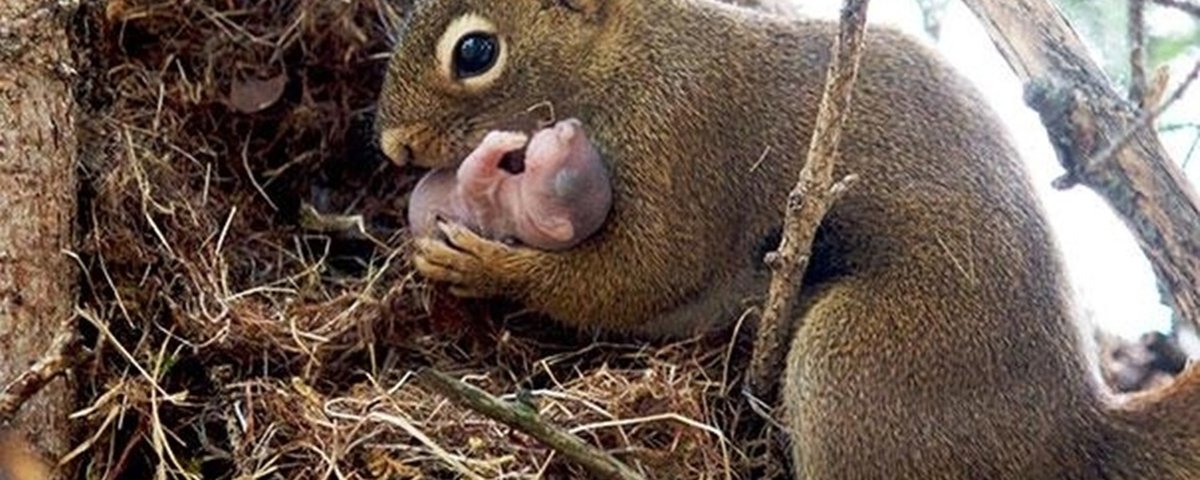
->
(0, 0), (79, 469)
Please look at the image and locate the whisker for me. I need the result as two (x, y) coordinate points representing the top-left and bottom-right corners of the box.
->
(525, 100), (558, 128)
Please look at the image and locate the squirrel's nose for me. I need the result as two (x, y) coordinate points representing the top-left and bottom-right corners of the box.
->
(379, 126), (414, 167)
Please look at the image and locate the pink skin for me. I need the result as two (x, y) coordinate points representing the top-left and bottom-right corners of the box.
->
(407, 118), (612, 251)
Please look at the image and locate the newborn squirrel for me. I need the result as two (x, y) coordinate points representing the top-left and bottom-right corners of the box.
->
(408, 118), (612, 250)
(376, 0), (1200, 478)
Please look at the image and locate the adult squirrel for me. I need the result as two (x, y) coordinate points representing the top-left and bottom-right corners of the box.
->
(375, 0), (1200, 478)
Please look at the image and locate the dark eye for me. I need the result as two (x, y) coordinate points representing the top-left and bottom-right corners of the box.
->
(453, 32), (499, 79)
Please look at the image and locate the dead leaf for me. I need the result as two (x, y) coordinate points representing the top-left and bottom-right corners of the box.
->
(228, 74), (287, 114)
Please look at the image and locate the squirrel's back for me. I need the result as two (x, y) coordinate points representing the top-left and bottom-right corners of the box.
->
(380, 1), (1200, 477)
(622, 2), (1200, 477)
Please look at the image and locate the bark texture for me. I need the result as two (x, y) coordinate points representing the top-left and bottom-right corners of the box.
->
(0, 0), (79, 463)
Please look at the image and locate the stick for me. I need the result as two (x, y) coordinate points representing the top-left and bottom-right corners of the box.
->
(414, 368), (647, 480)
(1127, 0), (1148, 107)
(745, 0), (872, 402)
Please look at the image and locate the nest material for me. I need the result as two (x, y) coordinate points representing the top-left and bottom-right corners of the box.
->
(73, 0), (782, 478)
(68, 0), (1184, 477)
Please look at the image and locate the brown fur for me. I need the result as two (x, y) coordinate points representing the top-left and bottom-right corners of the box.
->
(375, 0), (1200, 478)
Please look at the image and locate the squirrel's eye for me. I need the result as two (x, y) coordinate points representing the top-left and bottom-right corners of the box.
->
(453, 32), (499, 79)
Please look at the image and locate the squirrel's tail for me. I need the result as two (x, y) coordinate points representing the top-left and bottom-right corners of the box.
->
(1104, 363), (1200, 478)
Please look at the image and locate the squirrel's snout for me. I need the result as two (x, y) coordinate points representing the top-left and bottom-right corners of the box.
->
(379, 122), (463, 169)
(379, 126), (415, 167)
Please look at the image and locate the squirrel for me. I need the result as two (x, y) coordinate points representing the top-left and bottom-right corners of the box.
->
(375, 0), (1200, 478)
(408, 118), (612, 251)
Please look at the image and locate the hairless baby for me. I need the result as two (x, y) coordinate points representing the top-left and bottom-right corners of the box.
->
(407, 118), (612, 251)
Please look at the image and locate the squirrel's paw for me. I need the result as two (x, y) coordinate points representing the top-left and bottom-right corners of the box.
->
(412, 220), (534, 298)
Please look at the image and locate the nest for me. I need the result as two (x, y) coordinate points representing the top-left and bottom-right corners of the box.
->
(70, 0), (782, 478)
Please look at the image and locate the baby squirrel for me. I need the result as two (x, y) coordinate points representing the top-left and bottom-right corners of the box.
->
(376, 0), (1200, 478)
(408, 118), (612, 251)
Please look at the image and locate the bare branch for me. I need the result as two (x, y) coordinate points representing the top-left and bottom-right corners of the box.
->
(746, 0), (872, 401)
(1128, 0), (1148, 107)
(414, 368), (647, 480)
(1089, 57), (1200, 176)
(0, 318), (79, 426)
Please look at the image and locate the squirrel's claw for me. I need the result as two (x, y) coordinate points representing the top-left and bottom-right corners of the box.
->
(412, 221), (529, 298)
(411, 244), (467, 283)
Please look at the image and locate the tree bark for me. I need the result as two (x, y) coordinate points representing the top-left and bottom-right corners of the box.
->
(962, 0), (1200, 330)
(0, 0), (79, 468)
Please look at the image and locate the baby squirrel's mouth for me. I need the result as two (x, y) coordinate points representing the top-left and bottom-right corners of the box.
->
(498, 146), (527, 174)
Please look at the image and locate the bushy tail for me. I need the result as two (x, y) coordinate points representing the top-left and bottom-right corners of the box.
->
(1106, 363), (1200, 478)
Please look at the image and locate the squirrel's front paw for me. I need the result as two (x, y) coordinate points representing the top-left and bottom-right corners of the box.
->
(412, 221), (534, 298)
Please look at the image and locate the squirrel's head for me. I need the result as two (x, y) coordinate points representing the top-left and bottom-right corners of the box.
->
(376, 0), (627, 169)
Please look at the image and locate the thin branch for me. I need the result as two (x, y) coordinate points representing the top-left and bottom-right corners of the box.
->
(414, 368), (647, 480)
(1082, 56), (1200, 183)
(0, 318), (79, 426)
(746, 0), (872, 401)
(1183, 128), (1200, 169)
(1160, 122), (1200, 133)
(1128, 0), (1148, 107)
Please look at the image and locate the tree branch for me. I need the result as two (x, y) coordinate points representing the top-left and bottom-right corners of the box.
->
(0, 318), (79, 426)
(414, 368), (647, 480)
(961, 0), (1200, 331)
(1128, 0), (1148, 108)
(746, 0), (871, 401)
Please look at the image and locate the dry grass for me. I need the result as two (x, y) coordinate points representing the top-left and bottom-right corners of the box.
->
(70, 0), (783, 478)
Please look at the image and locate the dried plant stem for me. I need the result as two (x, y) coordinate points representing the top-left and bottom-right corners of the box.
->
(746, 0), (872, 401)
(414, 368), (647, 480)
